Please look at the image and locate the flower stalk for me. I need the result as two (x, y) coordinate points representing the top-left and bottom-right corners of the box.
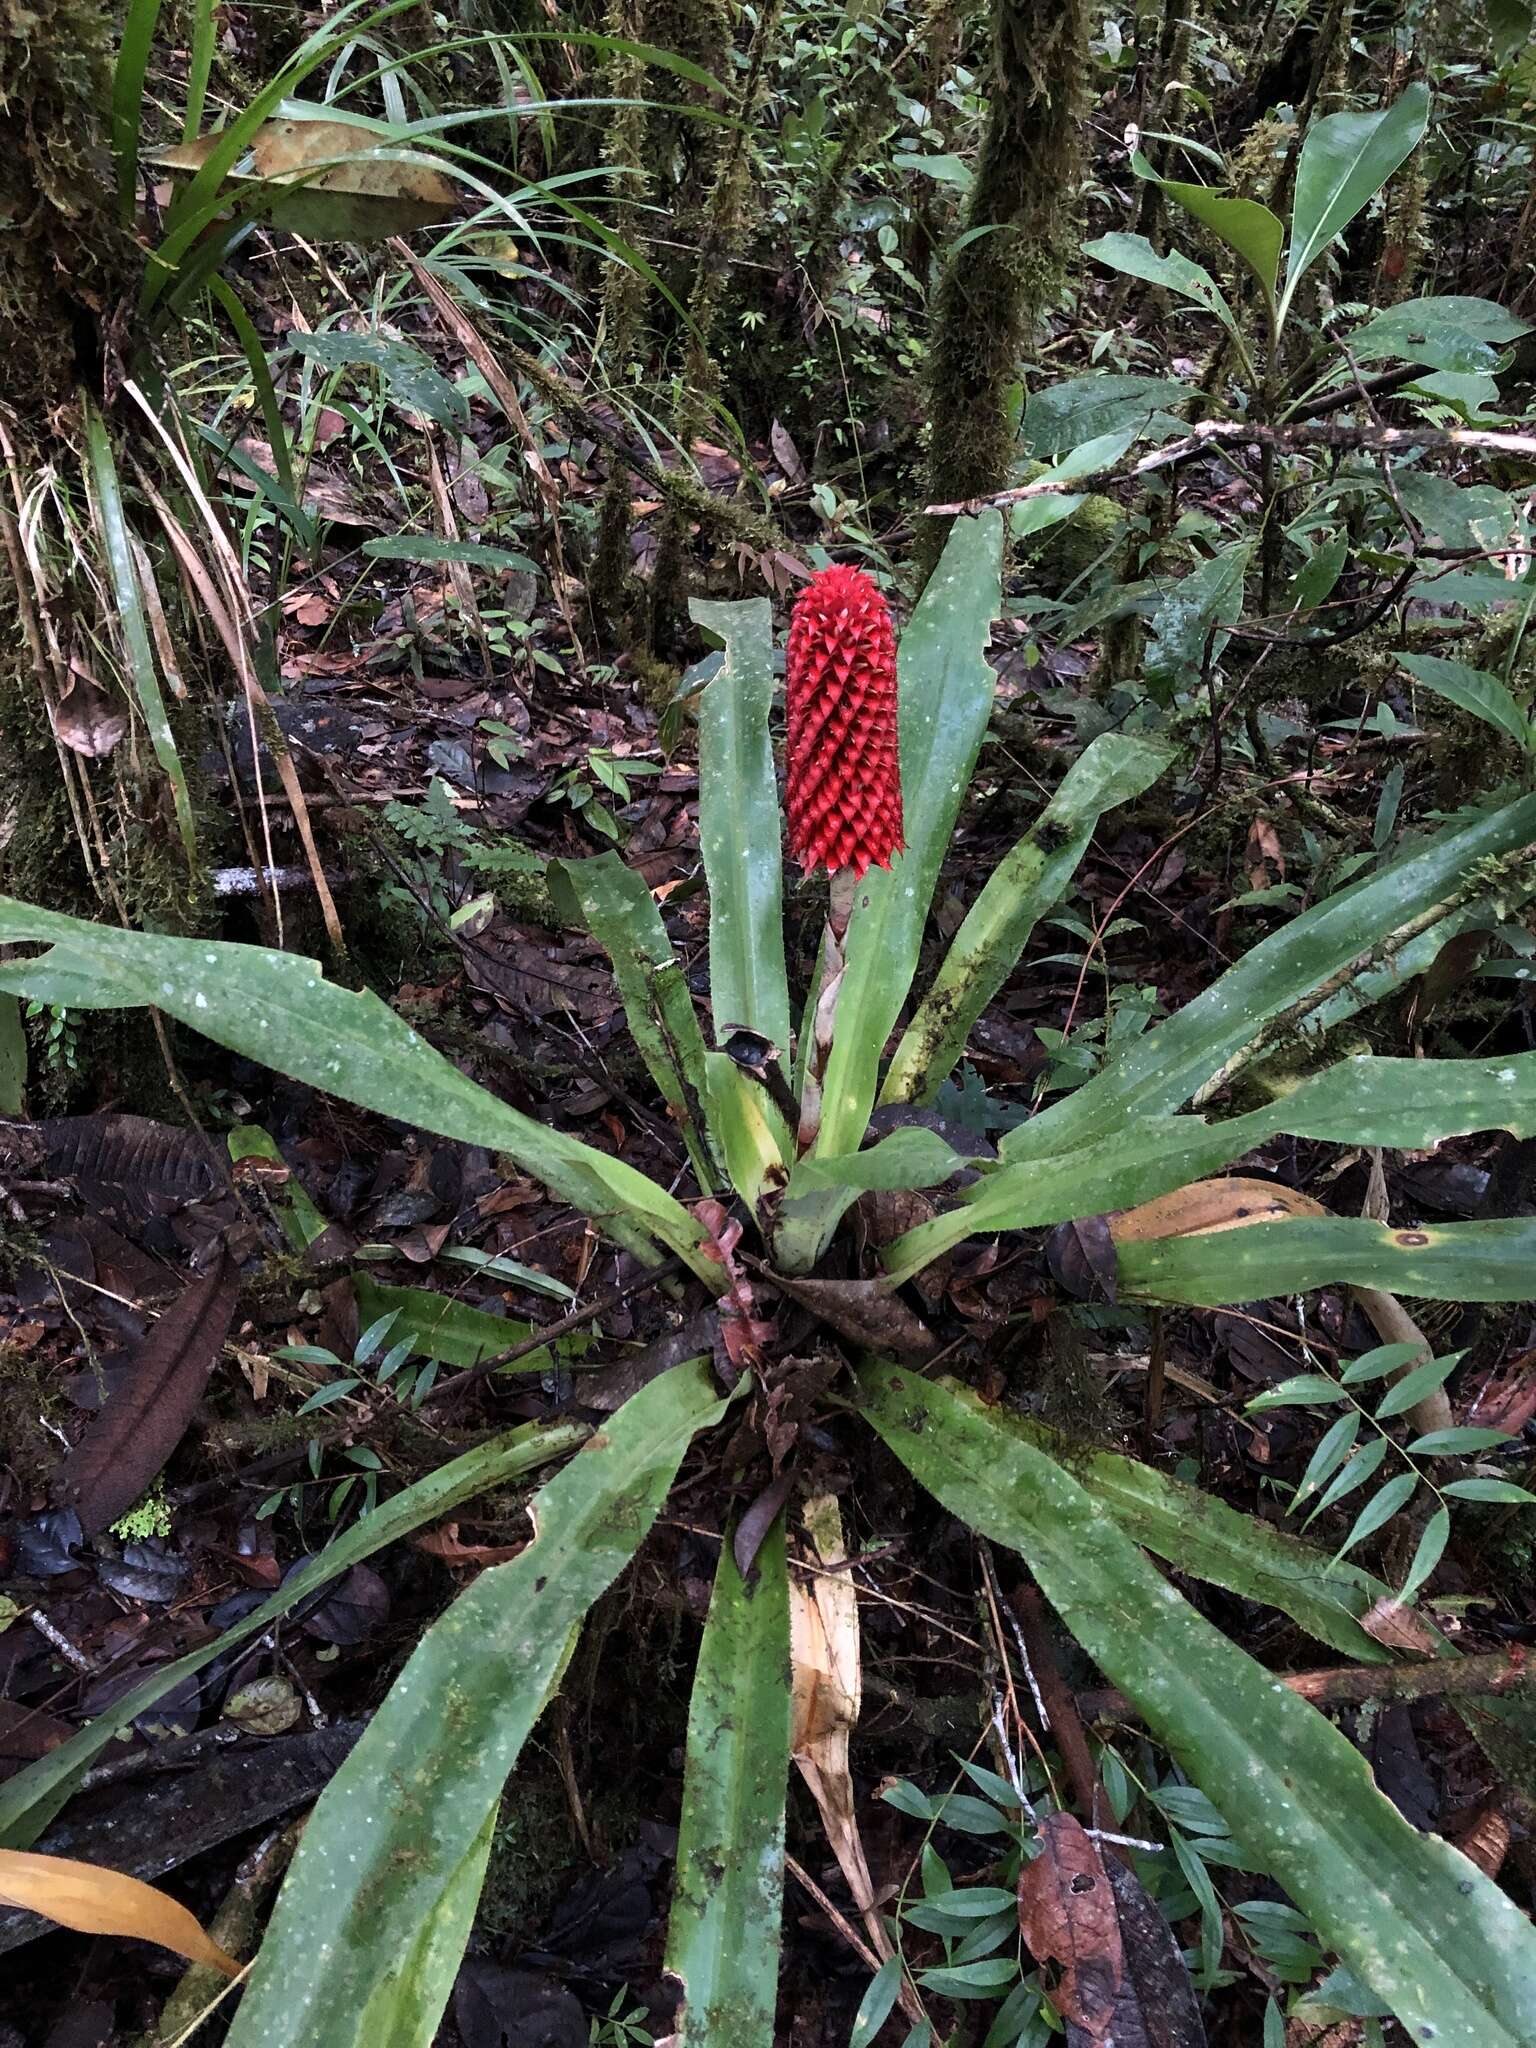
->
(784, 564), (904, 1148)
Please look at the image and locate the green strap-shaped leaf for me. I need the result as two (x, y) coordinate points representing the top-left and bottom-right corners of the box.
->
(0, 897), (713, 1279)
(931, 1382), (1388, 1657)
(859, 1366), (1536, 2048)
(353, 1275), (556, 1375)
(361, 1802), (498, 2047)
(226, 1358), (729, 2048)
(552, 850), (719, 1189)
(1278, 84), (1431, 329)
(692, 596), (790, 1059)
(83, 403), (199, 866)
(112, 0), (166, 223)
(888, 1043), (1536, 1276)
(1119, 1213), (1536, 1305)
(789, 1124), (965, 1198)
(229, 1124), (329, 1249)
(999, 787), (1536, 1166)
(882, 733), (1172, 1105)
(702, 1049), (792, 1219)
(0, 998), (25, 1118)
(0, 1417), (588, 1848)
(666, 1521), (791, 2048)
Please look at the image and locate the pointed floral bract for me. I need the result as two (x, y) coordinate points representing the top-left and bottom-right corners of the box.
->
(785, 564), (903, 878)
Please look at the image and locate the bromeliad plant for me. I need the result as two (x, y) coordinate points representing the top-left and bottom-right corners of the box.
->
(4, 516), (1536, 2043)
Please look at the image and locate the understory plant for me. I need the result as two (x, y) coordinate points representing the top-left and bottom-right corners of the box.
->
(4, 514), (1536, 2044)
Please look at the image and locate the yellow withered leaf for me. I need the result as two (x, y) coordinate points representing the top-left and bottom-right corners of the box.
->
(0, 1848), (241, 1977)
(151, 117), (459, 241)
(1110, 1174), (1326, 1244)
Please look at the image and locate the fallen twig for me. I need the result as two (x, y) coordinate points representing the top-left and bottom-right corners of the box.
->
(1080, 1647), (1535, 1722)
(925, 418), (1536, 518)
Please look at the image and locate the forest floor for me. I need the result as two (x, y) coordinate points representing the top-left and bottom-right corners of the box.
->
(4, 125), (1536, 2046)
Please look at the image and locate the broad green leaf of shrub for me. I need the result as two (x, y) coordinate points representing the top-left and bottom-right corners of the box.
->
(290, 330), (469, 432)
(1397, 654), (1533, 754)
(1279, 84), (1431, 329)
(1160, 181), (1284, 314)
(1023, 373), (1190, 457)
(1144, 540), (1252, 702)
(1084, 233), (1252, 367)
(1346, 295), (1529, 377)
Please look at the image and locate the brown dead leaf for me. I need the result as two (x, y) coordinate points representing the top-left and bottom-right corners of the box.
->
(52, 662), (126, 759)
(413, 1521), (525, 1568)
(282, 588), (333, 629)
(765, 1271), (936, 1361)
(1065, 1854), (1207, 2048)
(1360, 1597), (1439, 1655)
(769, 419), (807, 485)
(0, 1849), (240, 1977)
(53, 1248), (241, 1534)
(696, 1200), (775, 1380)
(1245, 813), (1284, 892)
(1018, 1813), (1123, 2038)
(1466, 1348), (1536, 1436)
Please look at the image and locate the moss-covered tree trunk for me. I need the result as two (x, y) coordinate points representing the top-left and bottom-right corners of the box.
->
(0, 0), (142, 911)
(918, 0), (1088, 569)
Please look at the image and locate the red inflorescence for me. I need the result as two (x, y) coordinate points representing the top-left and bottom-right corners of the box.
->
(784, 563), (904, 878)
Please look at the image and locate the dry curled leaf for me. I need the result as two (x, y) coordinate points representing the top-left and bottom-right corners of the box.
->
(1018, 1813), (1123, 2039)
(766, 1270), (936, 1361)
(0, 1849), (240, 1977)
(1361, 1597), (1439, 1655)
(788, 1495), (918, 2021)
(153, 117), (460, 239)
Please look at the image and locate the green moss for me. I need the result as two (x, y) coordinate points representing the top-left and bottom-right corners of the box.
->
(1022, 489), (1124, 596)
(111, 1481), (174, 1542)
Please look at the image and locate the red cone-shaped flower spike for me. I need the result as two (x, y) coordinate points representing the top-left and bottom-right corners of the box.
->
(785, 564), (904, 879)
